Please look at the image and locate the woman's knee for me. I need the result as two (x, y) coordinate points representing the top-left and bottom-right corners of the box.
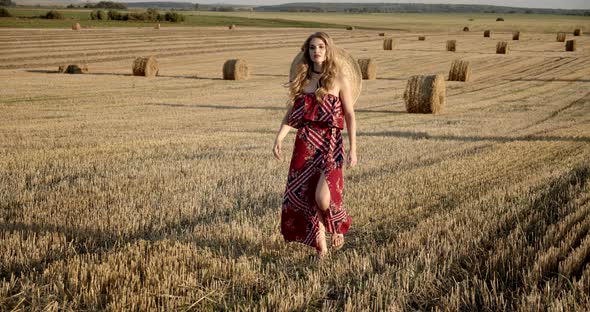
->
(315, 192), (330, 211)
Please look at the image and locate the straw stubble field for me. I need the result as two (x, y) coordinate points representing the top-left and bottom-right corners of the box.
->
(1, 24), (590, 310)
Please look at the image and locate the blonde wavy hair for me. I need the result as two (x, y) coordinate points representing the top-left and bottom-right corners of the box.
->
(288, 32), (337, 106)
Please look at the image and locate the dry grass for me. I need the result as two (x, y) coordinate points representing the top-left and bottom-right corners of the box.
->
(357, 58), (376, 80)
(132, 56), (159, 77)
(403, 74), (446, 114)
(497, 41), (509, 54)
(446, 40), (456, 52)
(448, 59), (471, 82)
(1, 26), (590, 311)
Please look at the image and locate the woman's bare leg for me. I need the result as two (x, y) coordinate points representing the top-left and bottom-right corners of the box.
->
(316, 211), (328, 259)
(315, 172), (344, 250)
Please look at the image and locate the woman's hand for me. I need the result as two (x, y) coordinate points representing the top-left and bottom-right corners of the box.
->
(273, 138), (283, 161)
(347, 149), (357, 168)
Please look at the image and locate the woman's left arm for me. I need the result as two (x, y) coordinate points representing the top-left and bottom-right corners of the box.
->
(339, 76), (357, 168)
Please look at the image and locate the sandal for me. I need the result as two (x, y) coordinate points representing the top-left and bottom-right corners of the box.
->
(332, 233), (344, 250)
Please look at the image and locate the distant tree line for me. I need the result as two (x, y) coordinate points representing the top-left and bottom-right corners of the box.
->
(0, 7), (11, 17)
(43, 10), (63, 19)
(125, 2), (254, 12)
(1, 7), (65, 19)
(61, 1), (589, 16)
(125, 2), (194, 9)
(0, 0), (15, 7)
(78, 1), (127, 10)
(90, 8), (185, 22)
(255, 3), (590, 16)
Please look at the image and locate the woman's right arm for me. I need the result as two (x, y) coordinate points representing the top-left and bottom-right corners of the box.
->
(273, 107), (294, 161)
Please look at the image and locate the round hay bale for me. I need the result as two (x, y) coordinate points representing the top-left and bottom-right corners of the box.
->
(383, 38), (394, 50)
(566, 40), (577, 52)
(229, 24), (236, 30)
(496, 41), (509, 54)
(573, 29), (582, 36)
(496, 17), (504, 21)
(463, 26), (470, 32)
(72, 23), (81, 30)
(448, 59), (471, 82)
(403, 74), (446, 114)
(484, 30), (491, 38)
(346, 26), (355, 31)
(418, 36), (426, 41)
(58, 64), (68, 73)
(357, 58), (376, 80)
(223, 59), (249, 80)
(155, 23), (160, 30)
(512, 31), (520, 40)
(65, 64), (88, 74)
(446, 40), (456, 52)
(132, 56), (159, 77)
(557, 32), (567, 42)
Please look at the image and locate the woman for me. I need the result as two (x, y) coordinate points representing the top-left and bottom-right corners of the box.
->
(273, 32), (357, 259)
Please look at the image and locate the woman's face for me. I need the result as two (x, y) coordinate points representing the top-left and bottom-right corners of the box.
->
(309, 37), (327, 65)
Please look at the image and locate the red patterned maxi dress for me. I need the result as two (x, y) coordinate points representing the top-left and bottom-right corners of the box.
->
(281, 92), (352, 249)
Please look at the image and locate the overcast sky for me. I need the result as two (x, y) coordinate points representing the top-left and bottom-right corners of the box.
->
(120, 0), (590, 10)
